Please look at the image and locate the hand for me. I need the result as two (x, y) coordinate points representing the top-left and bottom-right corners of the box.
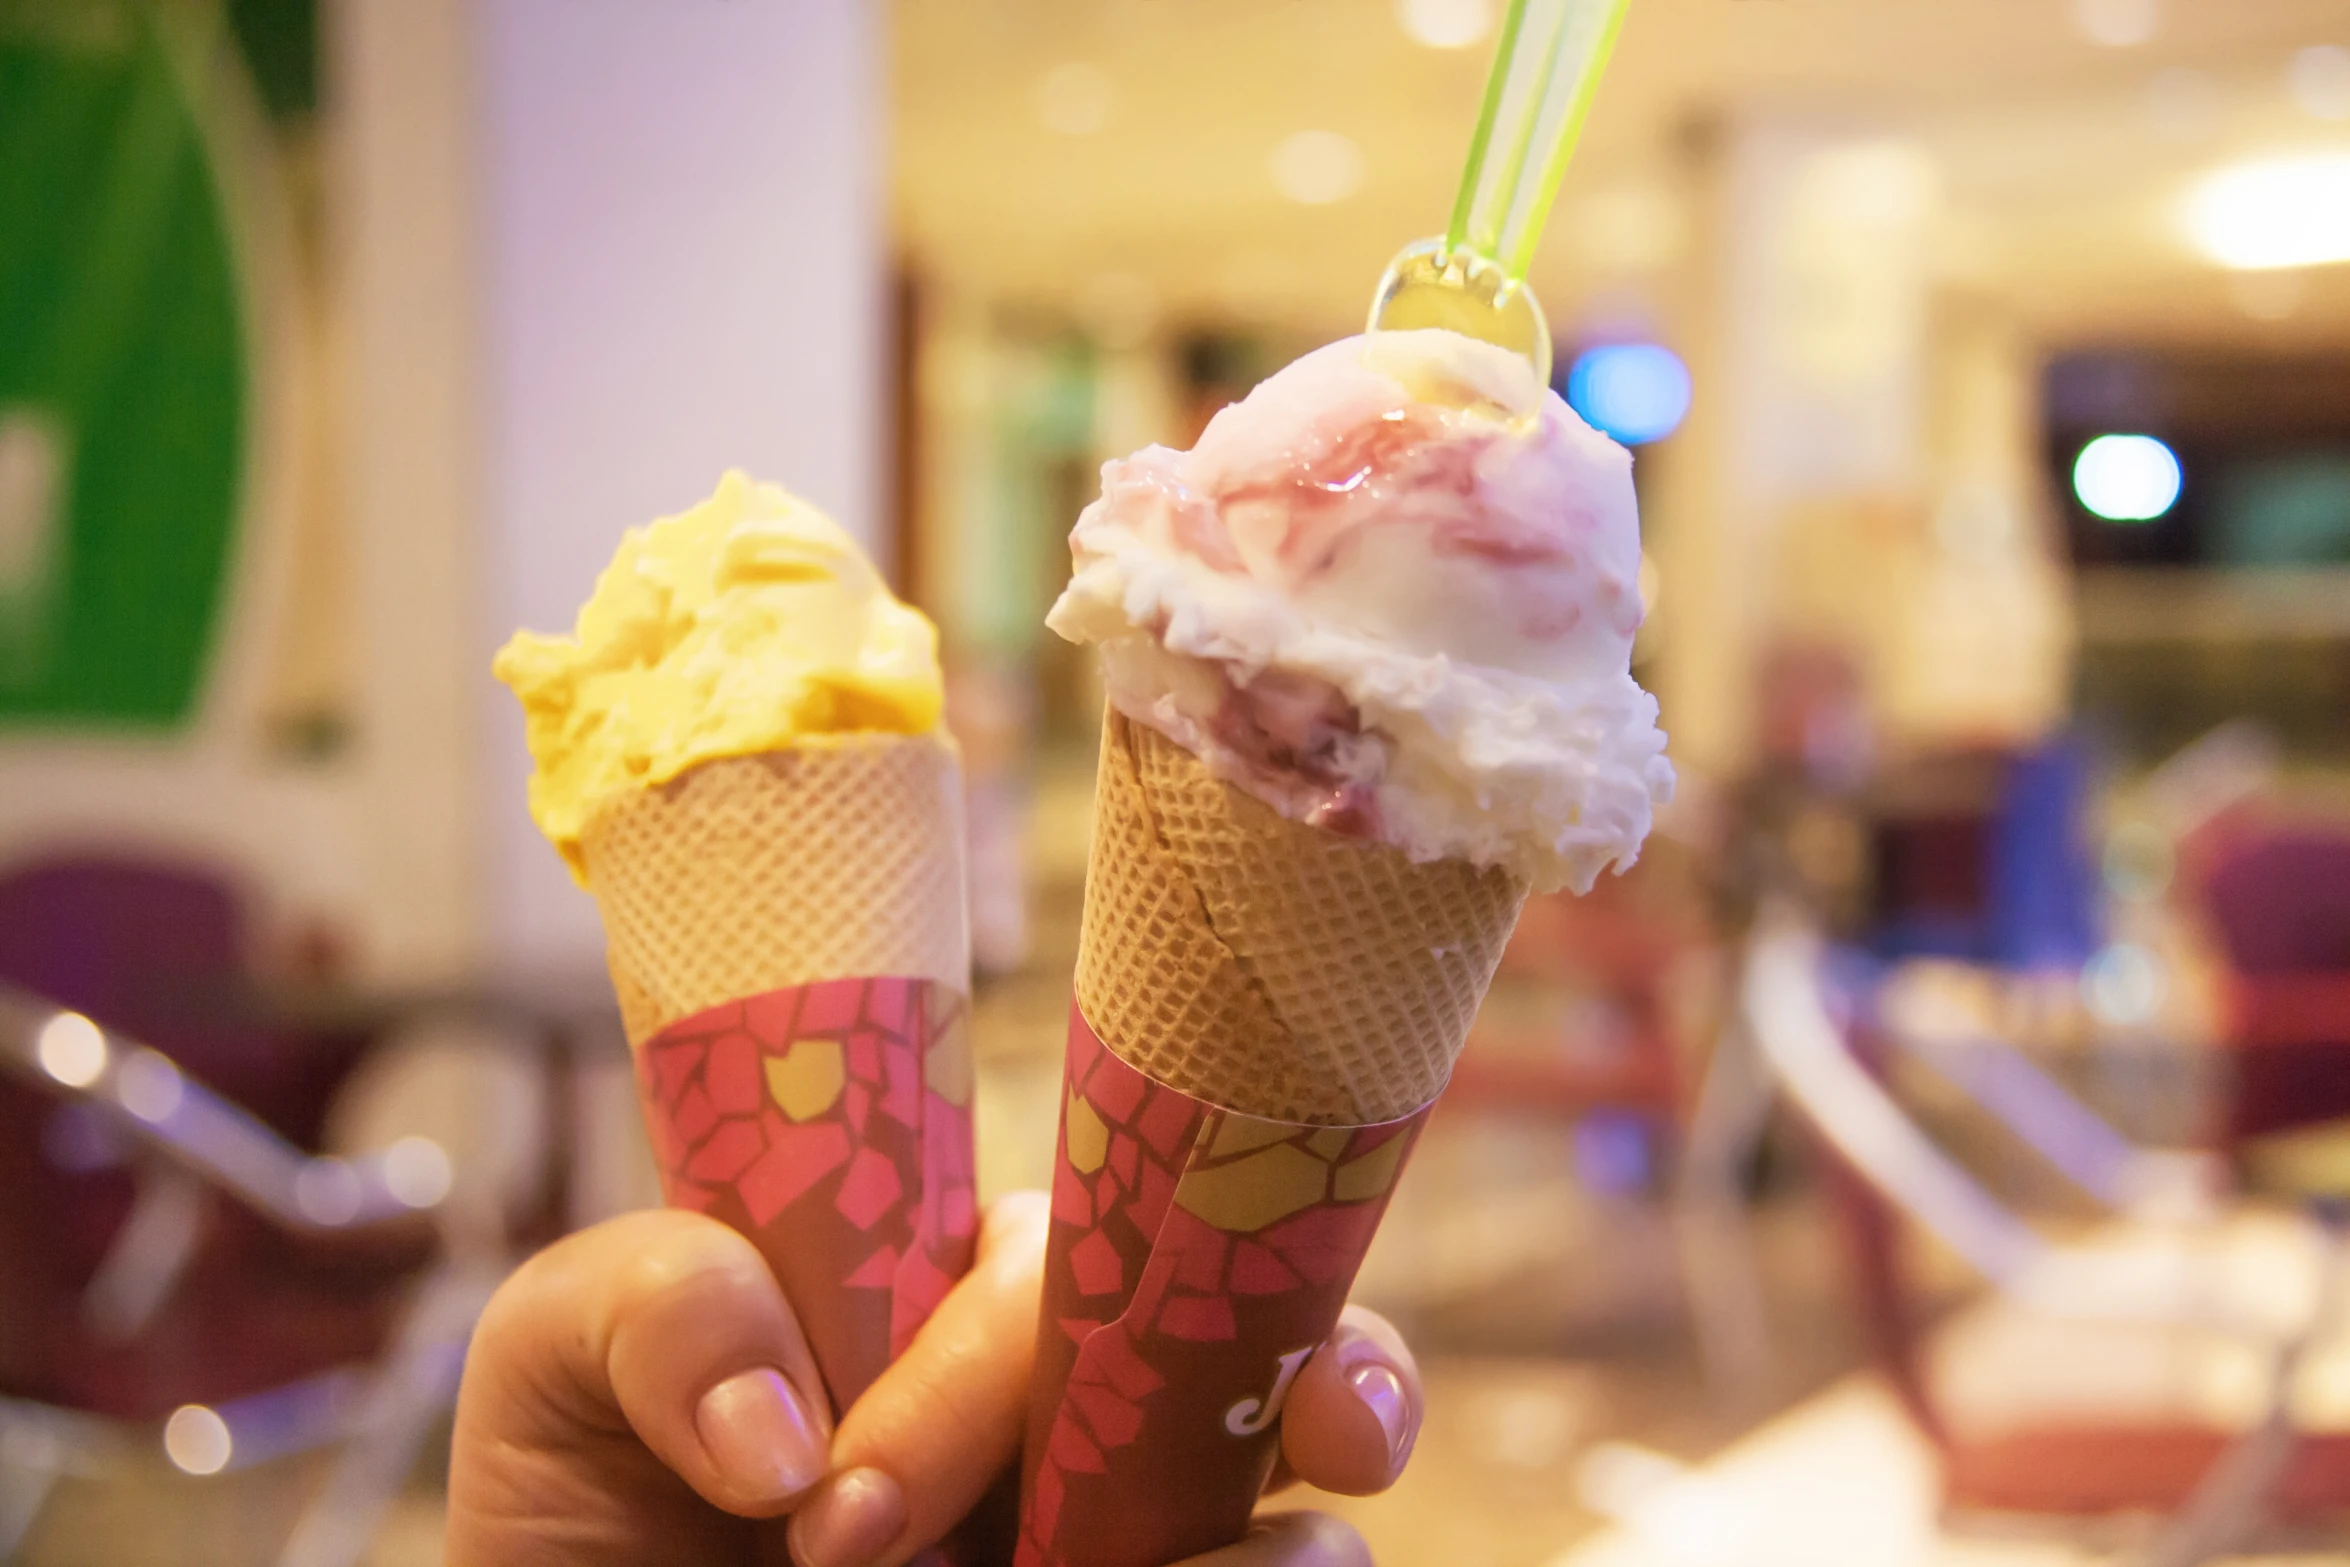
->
(447, 1193), (1420, 1567)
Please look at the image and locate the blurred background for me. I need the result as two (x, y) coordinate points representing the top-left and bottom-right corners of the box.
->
(6, 0), (2350, 1562)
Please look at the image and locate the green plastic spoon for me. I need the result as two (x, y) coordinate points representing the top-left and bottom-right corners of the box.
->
(1368, 0), (1635, 386)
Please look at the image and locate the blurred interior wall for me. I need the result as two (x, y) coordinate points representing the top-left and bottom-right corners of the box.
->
(1883, 302), (2073, 747)
(474, 0), (885, 978)
(1650, 118), (2070, 780)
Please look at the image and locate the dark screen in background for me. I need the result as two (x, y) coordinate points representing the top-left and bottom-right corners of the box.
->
(2046, 349), (2350, 569)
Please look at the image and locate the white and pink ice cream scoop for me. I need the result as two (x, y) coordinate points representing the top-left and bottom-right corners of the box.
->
(1046, 327), (1674, 894)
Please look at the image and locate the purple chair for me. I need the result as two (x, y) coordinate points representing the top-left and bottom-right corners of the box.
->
(0, 855), (419, 1422)
(0, 853), (532, 1567)
(2199, 830), (2350, 1145)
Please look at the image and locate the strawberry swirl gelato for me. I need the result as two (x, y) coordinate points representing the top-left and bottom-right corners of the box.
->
(1046, 327), (1674, 894)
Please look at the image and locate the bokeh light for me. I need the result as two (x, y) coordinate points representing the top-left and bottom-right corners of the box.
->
(2072, 434), (2181, 522)
(163, 1405), (232, 1476)
(384, 1136), (455, 1209)
(1566, 344), (1692, 446)
(1268, 130), (1365, 205)
(36, 1011), (105, 1088)
(1396, 0), (1494, 51)
(2070, 0), (2159, 49)
(115, 1048), (184, 1123)
(1034, 62), (1115, 137)
(294, 1158), (363, 1226)
(2083, 941), (2168, 1026)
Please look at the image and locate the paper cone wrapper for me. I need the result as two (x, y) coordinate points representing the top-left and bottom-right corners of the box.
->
(1015, 713), (1527, 1567)
(582, 737), (977, 1419)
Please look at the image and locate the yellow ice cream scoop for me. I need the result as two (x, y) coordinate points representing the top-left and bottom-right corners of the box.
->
(494, 470), (944, 878)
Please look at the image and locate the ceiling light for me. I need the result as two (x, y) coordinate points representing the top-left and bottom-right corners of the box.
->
(1269, 130), (1365, 205)
(1397, 0), (1494, 50)
(2071, 0), (2159, 49)
(2290, 45), (2350, 122)
(2073, 434), (2181, 523)
(1035, 62), (1115, 137)
(2183, 152), (2350, 270)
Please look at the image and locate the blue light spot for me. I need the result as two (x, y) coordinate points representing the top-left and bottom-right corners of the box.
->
(1572, 1110), (1653, 1195)
(1565, 344), (1692, 446)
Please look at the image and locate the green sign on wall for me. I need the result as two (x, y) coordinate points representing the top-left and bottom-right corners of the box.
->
(0, 4), (248, 729)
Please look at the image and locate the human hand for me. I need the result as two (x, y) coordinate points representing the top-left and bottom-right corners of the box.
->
(447, 1193), (1419, 1567)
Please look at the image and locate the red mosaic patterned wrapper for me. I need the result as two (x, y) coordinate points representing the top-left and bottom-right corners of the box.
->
(1015, 1006), (1431, 1567)
(636, 975), (979, 1418)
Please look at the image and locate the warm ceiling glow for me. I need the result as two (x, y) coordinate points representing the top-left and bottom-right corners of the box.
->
(2144, 68), (2218, 143)
(1269, 130), (1366, 205)
(2291, 45), (2350, 122)
(1034, 62), (1115, 137)
(2073, 434), (2182, 523)
(2183, 152), (2350, 270)
(2070, 0), (2158, 49)
(1396, 0), (1494, 51)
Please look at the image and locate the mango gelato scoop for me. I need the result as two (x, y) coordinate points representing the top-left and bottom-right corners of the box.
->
(495, 470), (943, 877)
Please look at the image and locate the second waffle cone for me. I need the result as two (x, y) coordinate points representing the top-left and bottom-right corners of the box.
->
(1075, 711), (1527, 1124)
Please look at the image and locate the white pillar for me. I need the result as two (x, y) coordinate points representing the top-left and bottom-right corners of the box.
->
(473, 0), (885, 977)
(337, 0), (484, 983)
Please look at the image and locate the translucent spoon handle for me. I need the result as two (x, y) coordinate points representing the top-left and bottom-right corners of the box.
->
(1448, 0), (1633, 279)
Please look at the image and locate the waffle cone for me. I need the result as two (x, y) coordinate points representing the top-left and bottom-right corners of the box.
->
(1075, 711), (1527, 1124)
(580, 736), (969, 1047)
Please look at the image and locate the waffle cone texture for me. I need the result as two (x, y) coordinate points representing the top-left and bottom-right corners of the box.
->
(1076, 711), (1527, 1125)
(581, 735), (970, 1047)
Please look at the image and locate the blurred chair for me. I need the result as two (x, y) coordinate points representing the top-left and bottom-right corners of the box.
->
(1744, 920), (2350, 1566)
(1865, 734), (2100, 972)
(1449, 871), (1694, 1131)
(0, 855), (552, 1567)
(2193, 824), (2350, 1151)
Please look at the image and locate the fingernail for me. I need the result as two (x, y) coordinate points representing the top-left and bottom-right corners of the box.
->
(789, 1466), (907, 1567)
(695, 1368), (827, 1504)
(1347, 1361), (1413, 1465)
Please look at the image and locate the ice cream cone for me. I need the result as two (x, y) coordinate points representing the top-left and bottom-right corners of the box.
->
(1019, 325), (1667, 1566)
(575, 735), (977, 1422)
(497, 474), (984, 1565)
